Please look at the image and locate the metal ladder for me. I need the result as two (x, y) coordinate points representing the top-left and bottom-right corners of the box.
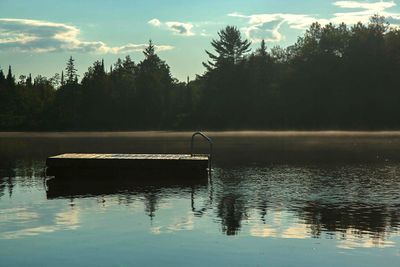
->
(190, 131), (213, 172)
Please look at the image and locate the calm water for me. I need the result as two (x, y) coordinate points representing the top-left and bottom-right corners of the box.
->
(1, 132), (400, 266)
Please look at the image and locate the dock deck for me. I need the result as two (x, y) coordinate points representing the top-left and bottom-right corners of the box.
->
(46, 153), (210, 177)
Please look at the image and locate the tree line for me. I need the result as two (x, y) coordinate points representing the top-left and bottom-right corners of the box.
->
(1, 15), (400, 130)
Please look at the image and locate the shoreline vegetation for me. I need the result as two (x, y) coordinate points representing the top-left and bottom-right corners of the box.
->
(2, 130), (400, 138)
(1, 16), (400, 131)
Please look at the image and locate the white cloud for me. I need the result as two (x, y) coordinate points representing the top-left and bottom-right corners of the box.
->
(0, 18), (174, 54)
(165, 21), (194, 36)
(100, 43), (174, 54)
(333, 0), (396, 10)
(229, 12), (327, 30)
(241, 20), (284, 43)
(331, 0), (400, 25)
(229, 13), (328, 43)
(148, 18), (161, 27)
(148, 18), (195, 36)
(229, 1), (400, 43)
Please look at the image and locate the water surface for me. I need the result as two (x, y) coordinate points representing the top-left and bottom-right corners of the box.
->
(1, 132), (400, 266)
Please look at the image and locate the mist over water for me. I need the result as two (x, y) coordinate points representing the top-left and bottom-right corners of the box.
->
(1, 132), (400, 266)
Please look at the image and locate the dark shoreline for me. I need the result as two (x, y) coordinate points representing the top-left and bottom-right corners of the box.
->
(2, 130), (400, 138)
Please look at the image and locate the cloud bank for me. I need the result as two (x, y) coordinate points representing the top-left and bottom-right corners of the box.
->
(0, 18), (174, 53)
(229, 0), (400, 43)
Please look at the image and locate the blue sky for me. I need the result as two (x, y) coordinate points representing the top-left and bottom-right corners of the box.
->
(1, 0), (400, 81)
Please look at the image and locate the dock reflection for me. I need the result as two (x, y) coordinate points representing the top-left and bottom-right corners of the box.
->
(46, 171), (208, 199)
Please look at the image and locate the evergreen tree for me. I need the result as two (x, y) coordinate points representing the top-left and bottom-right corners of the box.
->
(61, 71), (65, 86)
(6, 65), (15, 86)
(26, 73), (32, 87)
(114, 58), (123, 71)
(203, 26), (251, 70)
(257, 39), (268, 57)
(136, 40), (174, 127)
(65, 56), (78, 84)
(0, 69), (5, 85)
(144, 40), (155, 57)
(82, 60), (105, 82)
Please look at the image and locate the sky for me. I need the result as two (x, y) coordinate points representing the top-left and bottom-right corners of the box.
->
(1, 0), (400, 82)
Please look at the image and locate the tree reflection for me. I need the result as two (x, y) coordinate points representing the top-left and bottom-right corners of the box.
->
(0, 160), (16, 198)
(216, 193), (247, 235)
(297, 201), (400, 239)
(212, 164), (400, 242)
(144, 191), (160, 220)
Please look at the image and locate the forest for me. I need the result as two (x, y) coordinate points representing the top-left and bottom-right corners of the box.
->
(1, 15), (400, 130)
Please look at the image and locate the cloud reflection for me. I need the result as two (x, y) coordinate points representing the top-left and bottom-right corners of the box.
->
(336, 228), (396, 249)
(149, 212), (195, 234)
(0, 208), (39, 223)
(0, 208), (79, 239)
(248, 210), (397, 249)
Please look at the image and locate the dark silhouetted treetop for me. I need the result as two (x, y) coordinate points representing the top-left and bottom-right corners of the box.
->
(203, 26), (251, 70)
(26, 73), (32, 87)
(48, 73), (60, 89)
(65, 56), (78, 84)
(110, 56), (136, 81)
(0, 69), (5, 84)
(144, 39), (156, 58)
(369, 14), (389, 36)
(256, 39), (268, 58)
(82, 60), (106, 83)
(139, 40), (170, 73)
(6, 65), (15, 86)
(122, 56), (136, 75)
(60, 71), (65, 86)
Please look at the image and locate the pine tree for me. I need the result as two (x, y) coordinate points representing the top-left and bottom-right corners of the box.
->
(136, 40), (173, 127)
(257, 39), (268, 58)
(26, 73), (32, 87)
(65, 56), (78, 84)
(6, 65), (15, 86)
(0, 69), (5, 85)
(114, 58), (123, 71)
(144, 39), (155, 58)
(61, 71), (65, 86)
(203, 26), (251, 70)
(122, 55), (135, 74)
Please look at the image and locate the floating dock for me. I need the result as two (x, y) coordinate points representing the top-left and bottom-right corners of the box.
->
(46, 153), (209, 176)
(46, 132), (213, 179)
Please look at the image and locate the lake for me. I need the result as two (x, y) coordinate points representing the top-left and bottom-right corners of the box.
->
(1, 131), (400, 266)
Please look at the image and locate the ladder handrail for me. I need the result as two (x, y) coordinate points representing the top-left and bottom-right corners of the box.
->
(190, 131), (213, 171)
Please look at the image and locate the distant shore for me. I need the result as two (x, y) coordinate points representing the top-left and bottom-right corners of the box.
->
(2, 130), (400, 138)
